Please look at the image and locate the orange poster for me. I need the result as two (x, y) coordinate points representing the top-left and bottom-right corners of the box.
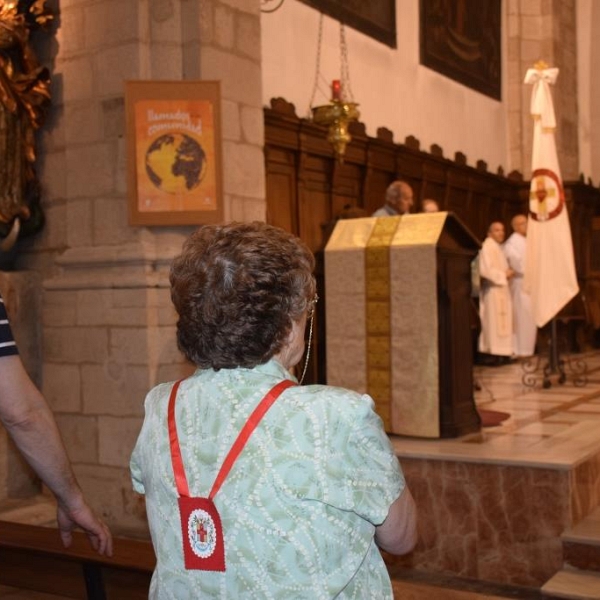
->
(134, 99), (217, 213)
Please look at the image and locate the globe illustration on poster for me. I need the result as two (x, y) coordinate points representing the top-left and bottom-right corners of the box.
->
(145, 133), (207, 194)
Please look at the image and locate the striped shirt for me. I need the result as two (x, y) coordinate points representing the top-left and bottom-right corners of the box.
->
(0, 293), (18, 357)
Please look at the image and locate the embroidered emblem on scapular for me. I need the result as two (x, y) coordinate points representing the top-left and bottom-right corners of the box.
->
(168, 378), (295, 572)
(188, 508), (217, 558)
(177, 496), (225, 571)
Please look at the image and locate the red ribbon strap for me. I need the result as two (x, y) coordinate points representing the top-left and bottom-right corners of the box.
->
(168, 379), (295, 500)
(209, 379), (295, 499)
(168, 379), (190, 497)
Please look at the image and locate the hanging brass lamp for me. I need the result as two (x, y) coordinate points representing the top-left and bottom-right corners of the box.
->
(311, 80), (359, 162)
(308, 21), (360, 162)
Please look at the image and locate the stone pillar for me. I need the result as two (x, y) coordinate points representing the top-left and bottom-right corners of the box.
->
(16, 0), (264, 536)
(194, 0), (266, 222)
(506, 0), (579, 179)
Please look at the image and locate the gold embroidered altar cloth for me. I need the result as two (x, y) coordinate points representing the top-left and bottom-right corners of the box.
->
(325, 212), (447, 438)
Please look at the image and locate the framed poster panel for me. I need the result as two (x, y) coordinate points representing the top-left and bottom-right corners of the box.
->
(419, 0), (501, 100)
(125, 80), (223, 226)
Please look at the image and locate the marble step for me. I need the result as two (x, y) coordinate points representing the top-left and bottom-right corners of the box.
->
(563, 507), (600, 571)
(541, 568), (600, 599)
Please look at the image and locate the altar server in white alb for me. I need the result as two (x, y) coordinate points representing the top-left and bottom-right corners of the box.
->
(478, 222), (514, 358)
(503, 214), (537, 356)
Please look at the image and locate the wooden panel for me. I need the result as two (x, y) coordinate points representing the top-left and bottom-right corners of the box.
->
(103, 568), (151, 600)
(0, 551), (152, 600)
(364, 168), (395, 215)
(266, 162), (296, 234)
(446, 167), (470, 216)
(590, 219), (600, 274)
(298, 186), (330, 254)
(0, 520), (155, 570)
(422, 160), (447, 185)
(0, 520), (154, 599)
(470, 193), (494, 239)
(294, 151), (330, 253)
(366, 140), (396, 172)
(446, 187), (469, 217)
(397, 154), (423, 182)
(332, 161), (364, 216)
(0, 548), (86, 597)
(437, 247), (480, 437)
(421, 182), (445, 209)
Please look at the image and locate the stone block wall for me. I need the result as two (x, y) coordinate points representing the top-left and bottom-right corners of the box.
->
(506, 0), (579, 179)
(41, 278), (195, 534)
(14, 0), (264, 537)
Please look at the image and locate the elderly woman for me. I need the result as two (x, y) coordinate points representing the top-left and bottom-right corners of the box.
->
(131, 222), (416, 599)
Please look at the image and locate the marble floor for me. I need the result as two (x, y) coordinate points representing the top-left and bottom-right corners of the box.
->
(391, 350), (600, 470)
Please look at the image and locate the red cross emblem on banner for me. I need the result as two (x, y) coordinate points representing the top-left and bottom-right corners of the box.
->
(529, 168), (564, 221)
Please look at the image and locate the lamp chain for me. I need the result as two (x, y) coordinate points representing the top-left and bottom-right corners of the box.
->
(298, 309), (315, 385)
(340, 24), (354, 103)
(307, 13), (325, 117)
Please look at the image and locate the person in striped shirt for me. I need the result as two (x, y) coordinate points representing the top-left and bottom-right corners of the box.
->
(0, 294), (18, 357)
(0, 292), (112, 555)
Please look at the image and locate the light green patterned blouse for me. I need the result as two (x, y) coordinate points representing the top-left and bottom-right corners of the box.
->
(130, 359), (404, 599)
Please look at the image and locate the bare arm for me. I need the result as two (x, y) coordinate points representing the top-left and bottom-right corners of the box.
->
(0, 354), (112, 556)
(375, 486), (417, 555)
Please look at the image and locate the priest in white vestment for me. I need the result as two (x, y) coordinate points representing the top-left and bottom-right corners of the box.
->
(478, 222), (514, 358)
(503, 215), (537, 356)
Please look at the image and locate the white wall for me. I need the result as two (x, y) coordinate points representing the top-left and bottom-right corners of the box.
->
(261, 0), (509, 173)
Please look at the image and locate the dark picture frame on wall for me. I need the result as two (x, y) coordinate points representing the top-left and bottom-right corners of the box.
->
(419, 0), (501, 100)
(297, 0), (396, 48)
(125, 80), (223, 226)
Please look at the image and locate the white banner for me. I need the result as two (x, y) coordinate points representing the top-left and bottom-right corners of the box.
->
(523, 66), (579, 328)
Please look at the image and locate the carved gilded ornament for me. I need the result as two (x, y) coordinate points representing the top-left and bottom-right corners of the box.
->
(0, 0), (52, 255)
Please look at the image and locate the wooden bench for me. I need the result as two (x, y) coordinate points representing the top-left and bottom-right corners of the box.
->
(0, 520), (155, 599)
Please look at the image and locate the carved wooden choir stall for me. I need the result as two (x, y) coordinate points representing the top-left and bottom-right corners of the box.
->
(264, 97), (600, 437)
